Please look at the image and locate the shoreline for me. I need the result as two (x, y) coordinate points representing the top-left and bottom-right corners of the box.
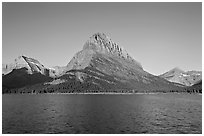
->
(3, 92), (202, 95)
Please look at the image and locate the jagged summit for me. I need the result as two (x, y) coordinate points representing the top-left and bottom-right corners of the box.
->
(83, 33), (135, 62)
(65, 33), (143, 73)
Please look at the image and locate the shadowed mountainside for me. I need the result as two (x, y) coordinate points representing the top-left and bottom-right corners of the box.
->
(2, 67), (52, 93)
(184, 80), (202, 93)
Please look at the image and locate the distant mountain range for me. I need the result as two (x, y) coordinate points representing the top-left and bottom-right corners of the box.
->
(2, 33), (202, 93)
(159, 67), (202, 86)
(2, 55), (60, 77)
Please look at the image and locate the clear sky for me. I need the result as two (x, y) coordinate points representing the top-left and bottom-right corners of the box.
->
(2, 2), (202, 75)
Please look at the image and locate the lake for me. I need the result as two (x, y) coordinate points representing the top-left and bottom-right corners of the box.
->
(2, 93), (202, 134)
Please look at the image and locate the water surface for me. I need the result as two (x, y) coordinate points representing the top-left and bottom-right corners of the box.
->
(2, 93), (202, 134)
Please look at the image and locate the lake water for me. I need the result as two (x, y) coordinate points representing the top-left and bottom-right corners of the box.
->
(2, 93), (202, 134)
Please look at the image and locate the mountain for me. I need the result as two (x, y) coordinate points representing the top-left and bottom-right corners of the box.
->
(2, 55), (65, 77)
(41, 32), (182, 93)
(66, 33), (143, 73)
(159, 67), (202, 86)
(2, 55), (51, 76)
(2, 56), (53, 91)
(3, 33), (191, 93)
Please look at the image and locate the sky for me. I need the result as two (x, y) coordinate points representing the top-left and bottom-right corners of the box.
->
(2, 2), (202, 75)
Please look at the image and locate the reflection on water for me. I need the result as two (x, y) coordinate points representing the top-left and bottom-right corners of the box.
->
(2, 94), (202, 134)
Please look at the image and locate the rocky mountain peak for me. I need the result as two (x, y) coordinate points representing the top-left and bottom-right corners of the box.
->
(2, 55), (30, 75)
(83, 33), (134, 61)
(83, 32), (112, 49)
(14, 55), (44, 72)
(65, 33), (143, 73)
(92, 32), (110, 42)
(3, 55), (50, 76)
(14, 55), (30, 69)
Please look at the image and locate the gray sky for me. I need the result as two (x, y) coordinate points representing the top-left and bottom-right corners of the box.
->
(2, 2), (202, 75)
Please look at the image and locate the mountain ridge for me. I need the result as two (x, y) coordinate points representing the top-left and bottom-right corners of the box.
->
(2, 33), (202, 93)
(159, 67), (202, 86)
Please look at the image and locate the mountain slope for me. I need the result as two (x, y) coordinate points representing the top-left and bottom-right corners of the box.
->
(159, 67), (202, 86)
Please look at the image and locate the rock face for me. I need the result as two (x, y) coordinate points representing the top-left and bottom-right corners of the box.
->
(159, 67), (202, 86)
